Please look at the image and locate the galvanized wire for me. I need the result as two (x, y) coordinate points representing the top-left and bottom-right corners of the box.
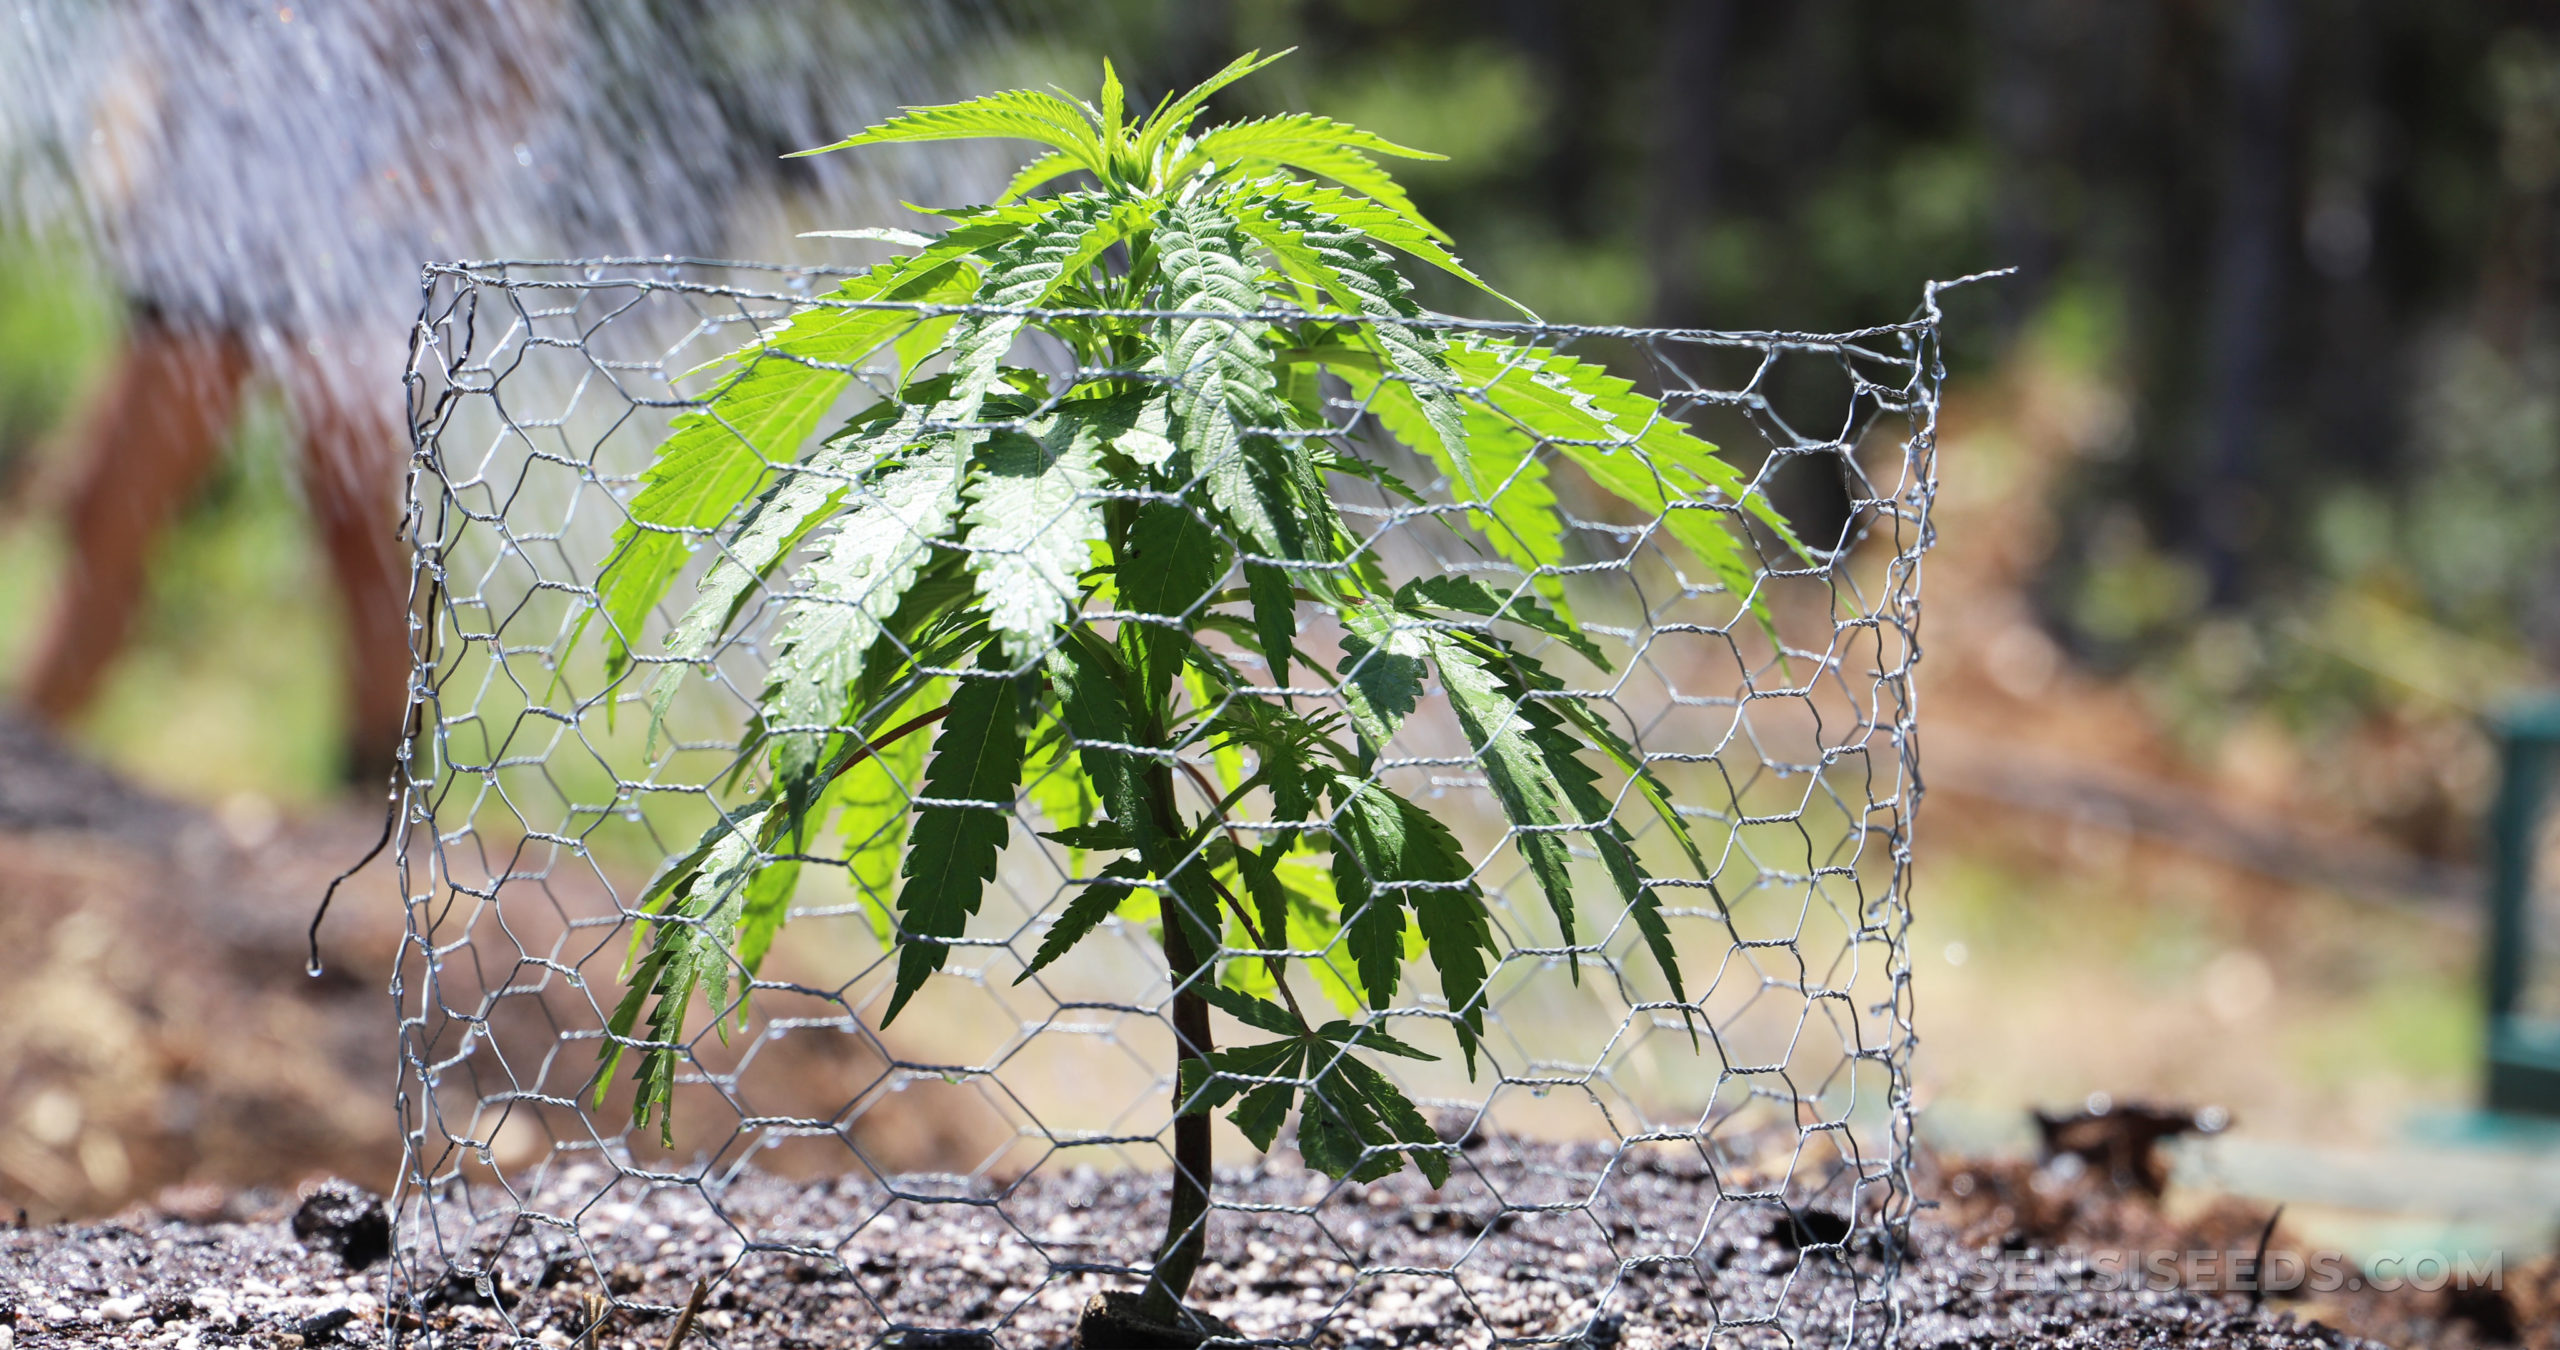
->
(385, 259), (1948, 1350)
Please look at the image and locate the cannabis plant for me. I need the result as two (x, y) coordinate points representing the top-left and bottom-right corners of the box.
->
(585, 51), (1796, 1327)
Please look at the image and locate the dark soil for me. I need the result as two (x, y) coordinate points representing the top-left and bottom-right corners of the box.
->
(4, 1138), (2533, 1350)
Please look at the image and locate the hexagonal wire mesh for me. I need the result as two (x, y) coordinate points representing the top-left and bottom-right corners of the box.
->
(385, 259), (1961, 1349)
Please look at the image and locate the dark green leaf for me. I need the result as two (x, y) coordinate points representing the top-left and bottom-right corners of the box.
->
(1331, 1053), (1449, 1186)
(1196, 982), (1307, 1038)
(1116, 499), (1231, 710)
(1314, 1019), (1438, 1062)
(1399, 574), (1608, 669)
(1228, 841), (1293, 962)
(1423, 628), (1579, 964)
(1231, 1076), (1300, 1151)
(1331, 780), (1487, 1046)
(1016, 858), (1149, 982)
(1039, 821), (1136, 852)
(1486, 643), (1692, 1016)
(882, 655), (1025, 1024)
(1243, 561), (1297, 689)
(1335, 603), (1425, 754)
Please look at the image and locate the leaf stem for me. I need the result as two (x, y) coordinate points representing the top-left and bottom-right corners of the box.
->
(755, 703), (954, 851)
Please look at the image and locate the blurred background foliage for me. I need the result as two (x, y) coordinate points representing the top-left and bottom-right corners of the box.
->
(5, 0), (2555, 815)
(1008, 0), (2560, 754)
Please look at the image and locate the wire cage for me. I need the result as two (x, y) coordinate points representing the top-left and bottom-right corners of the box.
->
(386, 259), (1947, 1349)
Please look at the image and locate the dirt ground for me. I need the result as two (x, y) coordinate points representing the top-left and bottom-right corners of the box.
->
(0, 712), (410, 1221)
(0, 709), (1007, 1226)
(0, 1132), (2543, 1350)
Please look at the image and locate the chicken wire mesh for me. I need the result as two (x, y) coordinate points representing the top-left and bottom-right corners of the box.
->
(384, 259), (1949, 1350)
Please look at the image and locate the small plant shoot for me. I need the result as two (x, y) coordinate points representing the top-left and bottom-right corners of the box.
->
(583, 51), (1797, 1328)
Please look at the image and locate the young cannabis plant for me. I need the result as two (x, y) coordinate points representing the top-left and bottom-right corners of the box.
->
(585, 50), (1799, 1323)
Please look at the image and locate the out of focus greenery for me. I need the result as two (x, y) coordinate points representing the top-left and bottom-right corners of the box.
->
(5, 0), (2558, 807)
(1008, 0), (2560, 802)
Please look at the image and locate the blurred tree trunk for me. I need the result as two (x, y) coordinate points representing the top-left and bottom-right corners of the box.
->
(1646, 0), (1731, 328)
(1499, 0), (1599, 239)
(2198, 0), (2298, 606)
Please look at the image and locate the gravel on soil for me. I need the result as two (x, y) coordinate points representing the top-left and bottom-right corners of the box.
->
(3, 1138), (2503, 1350)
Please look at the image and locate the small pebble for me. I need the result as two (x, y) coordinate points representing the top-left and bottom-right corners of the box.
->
(99, 1295), (148, 1322)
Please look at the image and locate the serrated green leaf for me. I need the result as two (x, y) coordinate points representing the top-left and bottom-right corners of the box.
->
(1466, 639), (1689, 1020)
(587, 251), (980, 682)
(1023, 704), (1101, 871)
(1314, 1019), (1438, 1062)
(1135, 49), (1294, 172)
(1399, 574), (1607, 668)
(1321, 345), (1572, 620)
(1297, 1055), (1404, 1183)
(1330, 1053), (1448, 1186)
(1044, 629), (1149, 840)
(1330, 787), (1412, 1011)
(1405, 877), (1495, 1074)
(1499, 642), (1706, 881)
(930, 194), (1140, 463)
(965, 413), (1107, 659)
(727, 854), (804, 1021)
(1116, 499), (1231, 711)
(767, 443), (965, 784)
(1230, 1073), (1301, 1151)
(1248, 177), (1524, 311)
(593, 804), (772, 1141)
(1293, 1092), (1366, 1179)
(1214, 139), (1447, 253)
(1421, 628), (1579, 961)
(1235, 190), (1470, 483)
(1152, 196), (1316, 571)
(794, 88), (1105, 171)
(1184, 112), (1444, 175)
(1330, 780), (1483, 1038)
(1196, 982), (1307, 1038)
(1176, 1037), (1305, 1145)
(821, 678), (942, 947)
(645, 405), (936, 744)
(1229, 842), (1293, 961)
(1242, 562), (1296, 689)
(882, 656), (1024, 1024)
(1040, 821), (1135, 852)
(996, 150), (1083, 203)
(1335, 602), (1426, 754)
(1017, 857), (1148, 981)
(1450, 338), (1799, 631)
(1098, 58), (1127, 146)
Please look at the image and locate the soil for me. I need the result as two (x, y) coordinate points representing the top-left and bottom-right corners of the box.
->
(0, 713), (410, 1223)
(0, 711), (1009, 1226)
(2, 1136), (2543, 1350)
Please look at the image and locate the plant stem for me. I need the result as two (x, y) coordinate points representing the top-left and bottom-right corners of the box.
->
(1138, 755), (1214, 1325)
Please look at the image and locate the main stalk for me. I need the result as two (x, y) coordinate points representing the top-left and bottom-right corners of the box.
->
(1137, 759), (1213, 1325)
